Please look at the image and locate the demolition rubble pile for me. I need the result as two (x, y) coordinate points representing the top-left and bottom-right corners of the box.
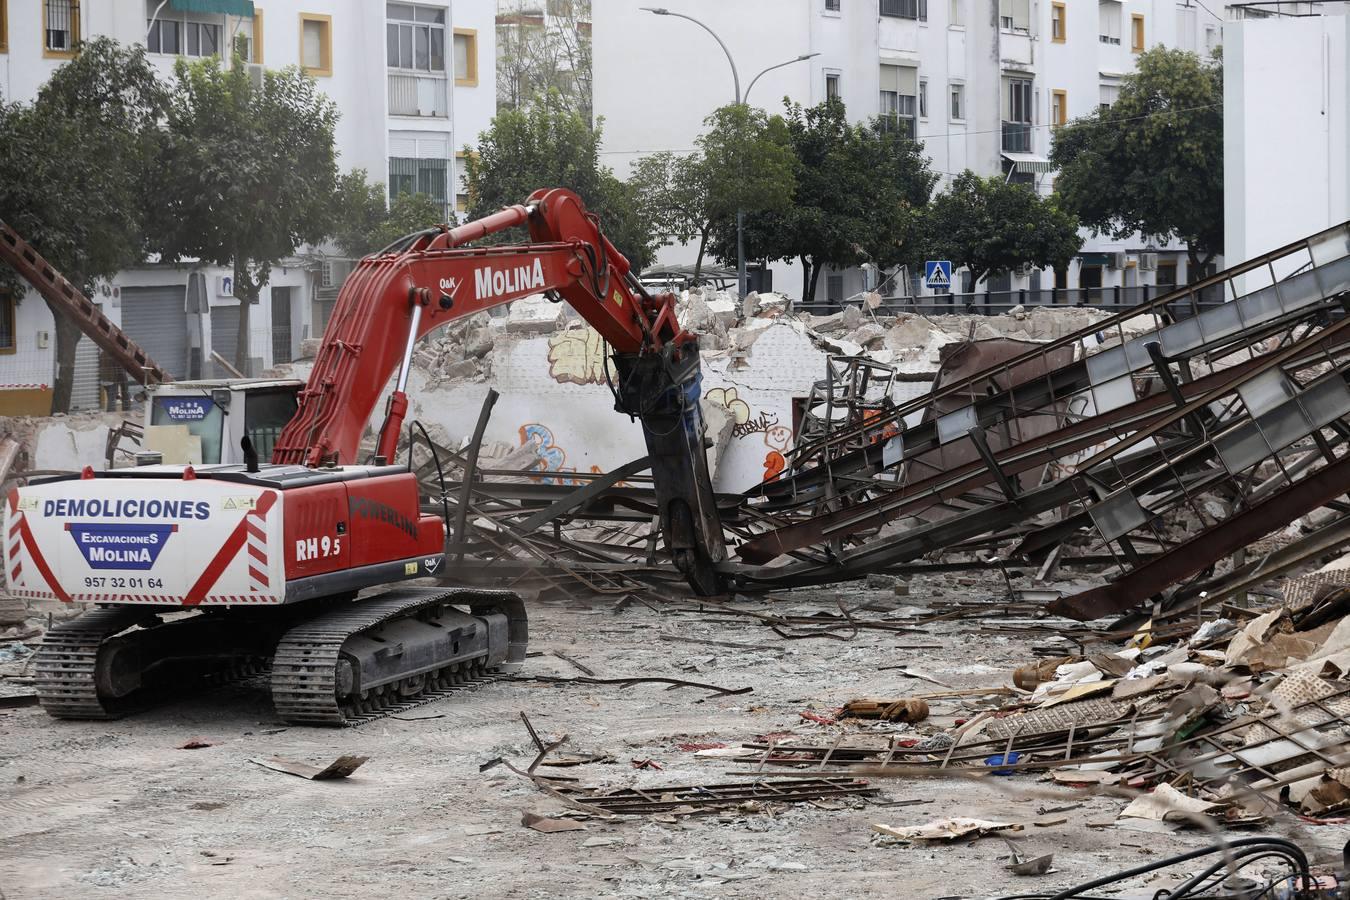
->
(399, 288), (1126, 389)
(691, 561), (1350, 827)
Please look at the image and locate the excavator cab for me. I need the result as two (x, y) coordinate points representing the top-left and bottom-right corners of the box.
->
(143, 379), (302, 465)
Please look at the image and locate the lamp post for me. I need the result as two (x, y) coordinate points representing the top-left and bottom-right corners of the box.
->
(641, 7), (816, 298)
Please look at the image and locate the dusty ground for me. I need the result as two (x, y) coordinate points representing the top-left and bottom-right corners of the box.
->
(1, 573), (1342, 899)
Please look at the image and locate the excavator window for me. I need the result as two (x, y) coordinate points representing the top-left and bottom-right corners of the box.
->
(149, 394), (225, 463)
(244, 388), (300, 460)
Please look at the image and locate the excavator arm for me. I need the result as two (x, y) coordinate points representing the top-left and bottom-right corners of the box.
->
(273, 188), (726, 594)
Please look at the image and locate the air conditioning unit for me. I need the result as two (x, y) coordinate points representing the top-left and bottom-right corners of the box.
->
(1107, 251), (1128, 270)
(1015, 263), (1039, 278)
(247, 63), (264, 91)
(1139, 252), (1158, 271)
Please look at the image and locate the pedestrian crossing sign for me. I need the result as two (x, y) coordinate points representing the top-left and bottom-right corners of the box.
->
(924, 260), (952, 290)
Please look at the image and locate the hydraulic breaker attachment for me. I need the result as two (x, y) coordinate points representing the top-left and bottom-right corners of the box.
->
(611, 343), (727, 596)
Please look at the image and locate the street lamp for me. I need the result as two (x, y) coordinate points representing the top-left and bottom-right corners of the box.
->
(641, 7), (817, 298)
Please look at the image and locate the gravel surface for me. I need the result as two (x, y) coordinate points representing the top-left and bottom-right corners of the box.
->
(0, 576), (1337, 899)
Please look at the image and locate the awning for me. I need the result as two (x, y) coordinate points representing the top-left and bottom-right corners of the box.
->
(1002, 152), (1054, 174)
(169, 0), (255, 15)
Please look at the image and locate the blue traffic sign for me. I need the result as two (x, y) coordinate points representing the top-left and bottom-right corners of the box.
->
(924, 260), (952, 290)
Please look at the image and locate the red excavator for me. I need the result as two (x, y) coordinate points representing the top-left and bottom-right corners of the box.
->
(9, 189), (726, 724)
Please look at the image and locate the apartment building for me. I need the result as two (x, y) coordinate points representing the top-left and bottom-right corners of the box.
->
(1225, 3), (1349, 266)
(0, 0), (494, 414)
(595, 0), (1231, 305)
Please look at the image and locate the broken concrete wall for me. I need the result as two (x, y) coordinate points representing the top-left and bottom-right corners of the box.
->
(275, 292), (1139, 494)
(0, 410), (137, 474)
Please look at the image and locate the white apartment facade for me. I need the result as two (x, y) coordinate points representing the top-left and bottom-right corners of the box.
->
(1224, 3), (1349, 266)
(0, 0), (494, 415)
(595, 0), (1231, 306)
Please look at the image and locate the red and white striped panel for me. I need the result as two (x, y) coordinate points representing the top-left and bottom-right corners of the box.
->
(69, 593), (284, 605)
(244, 508), (269, 593)
(8, 513), (23, 587)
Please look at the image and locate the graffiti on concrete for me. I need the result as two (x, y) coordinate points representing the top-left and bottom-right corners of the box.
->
(547, 327), (608, 386)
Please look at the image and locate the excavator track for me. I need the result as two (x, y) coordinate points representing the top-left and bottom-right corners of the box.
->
(33, 608), (150, 719)
(271, 587), (526, 726)
(33, 608), (269, 719)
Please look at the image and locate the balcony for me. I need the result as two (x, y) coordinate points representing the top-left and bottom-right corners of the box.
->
(388, 72), (448, 118)
(1002, 121), (1032, 153)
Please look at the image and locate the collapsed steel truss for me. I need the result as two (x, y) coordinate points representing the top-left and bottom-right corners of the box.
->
(434, 222), (1350, 622)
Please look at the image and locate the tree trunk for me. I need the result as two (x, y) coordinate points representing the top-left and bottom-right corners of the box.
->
(693, 226), (710, 284)
(807, 258), (824, 308)
(1186, 245), (1216, 282)
(234, 259), (253, 377)
(800, 256), (812, 307)
(47, 299), (83, 414)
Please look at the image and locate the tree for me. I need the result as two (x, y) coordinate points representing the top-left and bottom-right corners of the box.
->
(709, 98), (936, 305)
(463, 96), (655, 269)
(924, 171), (1083, 286)
(154, 56), (338, 375)
(0, 38), (168, 413)
(1050, 47), (1223, 271)
(329, 169), (450, 258)
(631, 105), (796, 282)
(496, 0), (592, 125)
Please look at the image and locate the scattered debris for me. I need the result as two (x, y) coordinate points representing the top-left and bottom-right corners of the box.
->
(521, 811), (586, 833)
(872, 818), (1021, 842)
(841, 698), (929, 723)
(1003, 840), (1054, 876)
(177, 738), (214, 750)
(249, 755), (369, 780)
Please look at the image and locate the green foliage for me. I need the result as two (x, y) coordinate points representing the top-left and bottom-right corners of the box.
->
(463, 96), (654, 269)
(0, 37), (168, 412)
(709, 98), (936, 304)
(923, 171), (1083, 285)
(496, 0), (592, 124)
(1050, 46), (1222, 267)
(155, 55), (339, 373)
(330, 169), (449, 258)
(631, 104), (796, 281)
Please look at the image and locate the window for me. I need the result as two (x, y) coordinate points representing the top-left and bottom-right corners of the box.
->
(999, 0), (1029, 32)
(386, 3), (446, 72)
(1051, 89), (1067, 127)
(1003, 76), (1033, 151)
(949, 0), (963, 27)
(0, 291), (14, 354)
(1051, 2), (1066, 42)
(44, 0), (79, 57)
(299, 13), (332, 76)
(879, 64), (917, 139)
(389, 157), (449, 217)
(879, 0), (925, 20)
(949, 82), (964, 120)
(1099, 1), (1121, 44)
(1176, 6), (1196, 52)
(825, 71), (840, 100)
(453, 28), (477, 85)
(919, 78), (928, 118)
(1099, 81), (1119, 110)
(1006, 77), (1032, 123)
(1, 1), (8, 54)
(825, 0), (841, 10)
(147, 19), (181, 54)
(456, 193), (469, 214)
(185, 22), (221, 57)
(1131, 13), (1144, 51)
